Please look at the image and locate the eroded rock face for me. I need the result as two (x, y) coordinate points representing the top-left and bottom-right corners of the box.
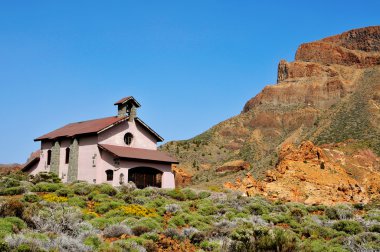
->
(172, 165), (192, 187)
(244, 26), (380, 113)
(225, 141), (380, 205)
(216, 160), (250, 173)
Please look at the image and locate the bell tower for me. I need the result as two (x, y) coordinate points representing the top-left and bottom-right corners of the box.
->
(114, 96), (141, 120)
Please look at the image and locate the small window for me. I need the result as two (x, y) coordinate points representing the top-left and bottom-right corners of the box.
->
(124, 133), (133, 146)
(106, 170), (114, 181)
(47, 150), (52, 165)
(65, 148), (70, 164)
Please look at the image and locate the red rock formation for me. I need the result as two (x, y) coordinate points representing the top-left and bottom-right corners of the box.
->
(244, 26), (380, 113)
(216, 160), (250, 173)
(172, 165), (192, 187)
(225, 141), (380, 205)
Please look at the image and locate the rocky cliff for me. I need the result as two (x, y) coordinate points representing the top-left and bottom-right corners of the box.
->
(161, 26), (380, 193)
(224, 141), (380, 205)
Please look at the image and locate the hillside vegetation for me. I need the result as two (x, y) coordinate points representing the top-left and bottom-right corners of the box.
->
(1, 172), (380, 252)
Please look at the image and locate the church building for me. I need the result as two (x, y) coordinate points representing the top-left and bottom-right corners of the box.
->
(22, 96), (177, 188)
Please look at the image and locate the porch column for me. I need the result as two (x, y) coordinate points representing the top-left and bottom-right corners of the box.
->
(161, 172), (175, 189)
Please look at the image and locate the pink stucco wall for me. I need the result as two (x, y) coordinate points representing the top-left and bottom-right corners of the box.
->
(30, 119), (175, 189)
(99, 151), (175, 188)
(98, 120), (157, 150)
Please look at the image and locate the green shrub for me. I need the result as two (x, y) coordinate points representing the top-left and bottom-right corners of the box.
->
(91, 193), (110, 203)
(0, 217), (27, 238)
(89, 216), (125, 230)
(369, 224), (380, 233)
(71, 182), (94, 195)
(97, 183), (117, 196)
(133, 217), (162, 231)
(332, 220), (363, 235)
(94, 201), (123, 214)
(0, 177), (21, 188)
(198, 200), (217, 216)
(165, 189), (186, 201)
(300, 239), (348, 252)
(0, 186), (25, 195)
(83, 235), (102, 249)
(246, 203), (270, 215)
(365, 209), (380, 222)
(182, 188), (198, 200)
(22, 193), (40, 203)
(325, 205), (353, 220)
(0, 241), (10, 252)
(200, 240), (220, 251)
(31, 182), (61, 192)
(198, 191), (211, 199)
(67, 196), (87, 208)
(30, 172), (61, 184)
(55, 187), (73, 197)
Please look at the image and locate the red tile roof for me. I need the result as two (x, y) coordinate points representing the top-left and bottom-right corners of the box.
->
(35, 116), (127, 141)
(99, 144), (178, 163)
(22, 150), (41, 172)
(114, 96), (141, 107)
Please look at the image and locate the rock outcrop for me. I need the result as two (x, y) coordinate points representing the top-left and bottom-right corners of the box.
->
(225, 141), (380, 205)
(216, 160), (250, 173)
(172, 165), (192, 187)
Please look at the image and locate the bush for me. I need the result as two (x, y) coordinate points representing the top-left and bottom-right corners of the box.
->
(0, 186), (25, 196)
(31, 182), (61, 192)
(94, 201), (123, 214)
(165, 204), (181, 214)
(56, 187), (73, 197)
(97, 183), (117, 196)
(119, 204), (157, 217)
(200, 240), (220, 251)
(182, 189), (198, 200)
(325, 205), (353, 220)
(71, 182), (94, 196)
(42, 193), (68, 203)
(83, 235), (102, 249)
(133, 217), (162, 232)
(1, 177), (21, 188)
(369, 224), (380, 233)
(132, 226), (151, 236)
(103, 224), (132, 238)
(67, 196), (87, 208)
(0, 217), (27, 238)
(198, 191), (211, 199)
(332, 220), (363, 235)
(30, 172), (61, 184)
(22, 193), (40, 203)
(166, 189), (186, 201)
(0, 199), (24, 218)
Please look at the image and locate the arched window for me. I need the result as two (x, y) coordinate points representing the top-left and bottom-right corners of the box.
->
(124, 133), (133, 146)
(119, 173), (125, 185)
(65, 148), (70, 164)
(105, 170), (114, 181)
(47, 150), (52, 165)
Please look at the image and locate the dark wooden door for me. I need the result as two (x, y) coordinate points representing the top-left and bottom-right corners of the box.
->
(128, 167), (162, 189)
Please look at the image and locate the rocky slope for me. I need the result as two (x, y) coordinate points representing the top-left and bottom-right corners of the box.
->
(161, 26), (380, 191)
(224, 141), (380, 205)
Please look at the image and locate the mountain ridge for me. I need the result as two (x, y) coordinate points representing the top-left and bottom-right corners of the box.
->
(162, 26), (380, 193)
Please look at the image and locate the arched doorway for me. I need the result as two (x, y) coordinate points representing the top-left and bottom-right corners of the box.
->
(128, 167), (163, 189)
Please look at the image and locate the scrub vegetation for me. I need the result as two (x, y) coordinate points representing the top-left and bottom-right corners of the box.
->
(1, 172), (380, 252)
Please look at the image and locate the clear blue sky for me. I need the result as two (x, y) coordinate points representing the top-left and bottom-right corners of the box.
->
(0, 1), (379, 163)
